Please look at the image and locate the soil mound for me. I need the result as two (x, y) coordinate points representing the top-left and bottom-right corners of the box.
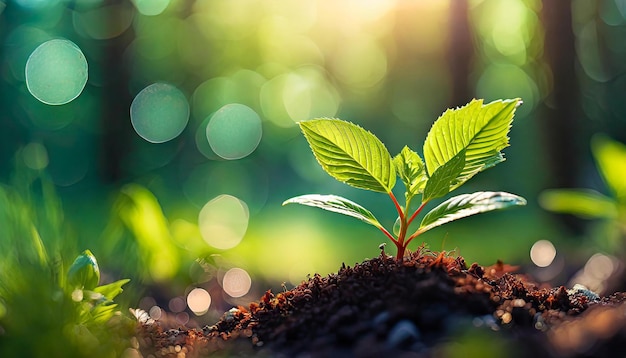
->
(137, 249), (626, 357)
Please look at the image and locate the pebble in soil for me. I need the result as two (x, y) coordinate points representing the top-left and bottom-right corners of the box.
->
(135, 248), (626, 357)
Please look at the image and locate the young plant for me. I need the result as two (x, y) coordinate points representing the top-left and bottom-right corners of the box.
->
(0, 160), (132, 357)
(66, 249), (131, 326)
(284, 98), (527, 260)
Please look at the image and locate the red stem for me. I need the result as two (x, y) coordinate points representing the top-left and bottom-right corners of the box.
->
(389, 191), (405, 222)
(395, 201), (429, 259)
(396, 245), (406, 261)
(404, 230), (421, 248)
(407, 201), (428, 226)
(378, 226), (398, 246)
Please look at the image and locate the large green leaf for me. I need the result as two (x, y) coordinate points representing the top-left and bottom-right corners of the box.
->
(393, 146), (428, 196)
(423, 99), (521, 191)
(592, 134), (626, 201)
(539, 189), (618, 219)
(283, 194), (383, 229)
(417, 191), (526, 234)
(299, 119), (396, 193)
(422, 149), (465, 201)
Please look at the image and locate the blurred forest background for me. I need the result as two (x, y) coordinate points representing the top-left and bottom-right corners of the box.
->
(1, 0), (626, 326)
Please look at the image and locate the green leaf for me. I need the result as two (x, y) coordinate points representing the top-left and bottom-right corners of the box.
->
(393, 146), (428, 196)
(417, 191), (526, 234)
(299, 119), (396, 193)
(67, 250), (100, 290)
(539, 189), (618, 219)
(423, 98), (521, 191)
(393, 216), (402, 236)
(283, 194), (383, 229)
(94, 278), (130, 301)
(89, 302), (119, 324)
(422, 150), (466, 201)
(116, 184), (180, 281)
(592, 134), (626, 201)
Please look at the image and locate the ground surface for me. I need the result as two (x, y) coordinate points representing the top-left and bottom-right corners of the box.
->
(135, 249), (626, 357)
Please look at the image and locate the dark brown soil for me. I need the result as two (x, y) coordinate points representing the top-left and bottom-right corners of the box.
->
(135, 249), (626, 357)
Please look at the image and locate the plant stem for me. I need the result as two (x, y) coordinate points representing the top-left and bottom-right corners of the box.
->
(404, 228), (424, 248)
(407, 201), (428, 226)
(378, 226), (399, 246)
(389, 191), (405, 222)
(394, 200), (429, 260)
(388, 191), (411, 260)
(396, 245), (406, 261)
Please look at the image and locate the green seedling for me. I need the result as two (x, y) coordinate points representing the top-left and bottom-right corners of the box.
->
(284, 98), (527, 260)
(65, 250), (130, 325)
(0, 160), (132, 356)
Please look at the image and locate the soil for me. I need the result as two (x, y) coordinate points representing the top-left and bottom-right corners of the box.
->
(135, 248), (626, 357)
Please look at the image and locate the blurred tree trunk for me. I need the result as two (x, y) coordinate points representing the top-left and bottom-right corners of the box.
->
(541, 1), (586, 233)
(541, 0), (582, 188)
(448, 0), (474, 107)
(99, 1), (134, 183)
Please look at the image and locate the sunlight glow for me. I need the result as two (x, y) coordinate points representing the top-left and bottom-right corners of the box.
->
(330, 35), (387, 88)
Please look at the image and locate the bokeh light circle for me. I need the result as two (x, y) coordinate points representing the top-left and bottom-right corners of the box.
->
(72, 3), (134, 40)
(187, 288), (211, 315)
(222, 268), (251, 298)
(168, 296), (186, 313)
(132, 0), (170, 16)
(130, 83), (189, 143)
(198, 194), (249, 250)
(25, 39), (88, 105)
(206, 103), (262, 160)
(529, 240), (556, 267)
(22, 142), (48, 170)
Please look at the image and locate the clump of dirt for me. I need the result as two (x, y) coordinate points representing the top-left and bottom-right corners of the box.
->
(135, 249), (626, 357)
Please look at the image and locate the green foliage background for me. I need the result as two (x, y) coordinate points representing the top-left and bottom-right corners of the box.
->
(1, 0), (625, 337)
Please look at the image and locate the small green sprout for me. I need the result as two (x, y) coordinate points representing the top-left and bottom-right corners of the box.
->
(66, 250), (130, 325)
(67, 249), (100, 290)
(284, 98), (527, 260)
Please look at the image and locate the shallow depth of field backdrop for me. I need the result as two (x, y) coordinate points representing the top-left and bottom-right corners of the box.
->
(1, 0), (626, 326)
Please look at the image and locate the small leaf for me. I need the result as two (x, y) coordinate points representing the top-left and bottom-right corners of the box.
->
(67, 250), (100, 290)
(94, 278), (131, 301)
(299, 119), (396, 193)
(418, 191), (526, 234)
(539, 189), (618, 219)
(283, 194), (383, 229)
(89, 302), (119, 324)
(423, 98), (521, 191)
(422, 150), (466, 201)
(393, 146), (428, 196)
(393, 215), (401, 236)
(592, 134), (626, 201)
